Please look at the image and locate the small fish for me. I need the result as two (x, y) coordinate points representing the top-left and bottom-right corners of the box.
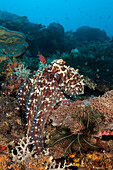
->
(37, 51), (46, 64)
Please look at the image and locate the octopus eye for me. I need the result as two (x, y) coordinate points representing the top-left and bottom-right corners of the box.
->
(61, 67), (66, 71)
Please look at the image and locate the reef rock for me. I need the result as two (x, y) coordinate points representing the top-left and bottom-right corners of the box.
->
(75, 26), (110, 42)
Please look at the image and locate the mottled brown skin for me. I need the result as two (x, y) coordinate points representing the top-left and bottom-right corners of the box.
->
(17, 59), (84, 154)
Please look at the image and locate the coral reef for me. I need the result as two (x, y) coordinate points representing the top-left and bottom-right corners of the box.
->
(89, 90), (113, 130)
(45, 91), (113, 159)
(0, 57), (113, 170)
(0, 10), (113, 94)
(17, 59), (84, 155)
(0, 10), (113, 169)
(0, 96), (26, 148)
(46, 102), (100, 158)
(0, 26), (28, 61)
(0, 151), (72, 170)
(0, 150), (113, 169)
(67, 151), (113, 169)
(75, 26), (110, 42)
(11, 135), (72, 169)
(1, 58), (31, 95)
(12, 134), (35, 162)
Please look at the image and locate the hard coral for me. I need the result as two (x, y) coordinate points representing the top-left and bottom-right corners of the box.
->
(2, 58), (31, 95)
(47, 101), (102, 158)
(17, 59), (85, 155)
(46, 90), (113, 159)
(12, 134), (35, 162)
(89, 90), (113, 137)
(89, 90), (113, 124)
(0, 154), (10, 170)
(0, 96), (26, 147)
(0, 26), (28, 61)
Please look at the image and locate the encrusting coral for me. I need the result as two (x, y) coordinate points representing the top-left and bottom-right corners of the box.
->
(46, 102), (101, 158)
(45, 90), (113, 159)
(17, 59), (85, 155)
(89, 90), (113, 136)
(89, 90), (113, 122)
(0, 26), (28, 61)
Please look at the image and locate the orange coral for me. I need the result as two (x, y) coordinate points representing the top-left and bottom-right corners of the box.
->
(0, 154), (10, 170)
(5, 58), (20, 77)
(1, 58), (28, 95)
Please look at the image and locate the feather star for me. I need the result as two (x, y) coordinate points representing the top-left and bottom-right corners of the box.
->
(17, 59), (85, 154)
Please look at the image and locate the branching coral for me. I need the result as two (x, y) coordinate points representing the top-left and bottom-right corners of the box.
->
(11, 135), (72, 169)
(12, 134), (35, 162)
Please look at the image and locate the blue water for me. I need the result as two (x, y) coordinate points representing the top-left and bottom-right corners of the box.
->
(0, 0), (113, 36)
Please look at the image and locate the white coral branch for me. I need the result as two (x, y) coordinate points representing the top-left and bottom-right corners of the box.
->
(12, 134), (35, 162)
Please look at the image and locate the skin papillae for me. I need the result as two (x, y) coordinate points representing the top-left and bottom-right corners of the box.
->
(17, 59), (84, 154)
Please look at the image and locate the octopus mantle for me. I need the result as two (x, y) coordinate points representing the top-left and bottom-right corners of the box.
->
(17, 59), (84, 154)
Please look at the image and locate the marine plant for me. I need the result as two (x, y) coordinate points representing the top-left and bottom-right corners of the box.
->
(50, 106), (102, 156)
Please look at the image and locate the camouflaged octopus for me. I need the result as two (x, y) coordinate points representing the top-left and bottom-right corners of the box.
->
(17, 59), (85, 154)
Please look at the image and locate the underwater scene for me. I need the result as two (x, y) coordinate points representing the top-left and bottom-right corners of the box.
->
(0, 0), (113, 169)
